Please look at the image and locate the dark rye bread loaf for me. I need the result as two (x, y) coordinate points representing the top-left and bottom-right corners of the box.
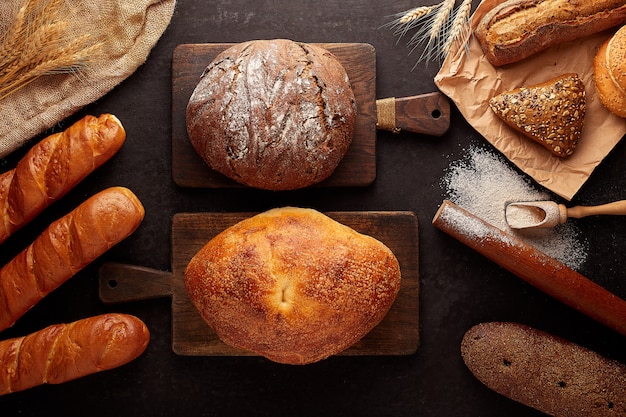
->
(461, 322), (626, 416)
(186, 39), (357, 191)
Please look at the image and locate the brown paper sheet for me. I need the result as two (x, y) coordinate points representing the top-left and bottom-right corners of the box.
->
(434, 0), (626, 201)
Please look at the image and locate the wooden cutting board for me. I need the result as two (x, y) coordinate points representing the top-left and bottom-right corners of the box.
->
(99, 211), (420, 357)
(171, 42), (449, 189)
(172, 42), (377, 188)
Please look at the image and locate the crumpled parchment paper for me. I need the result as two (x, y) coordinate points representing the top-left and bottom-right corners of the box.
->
(435, 0), (626, 201)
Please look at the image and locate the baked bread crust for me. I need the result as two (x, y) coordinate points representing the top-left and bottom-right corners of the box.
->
(595, 37), (626, 117)
(607, 25), (626, 92)
(489, 73), (586, 157)
(0, 313), (150, 395)
(184, 207), (401, 365)
(186, 39), (357, 191)
(476, 0), (626, 66)
(461, 322), (626, 417)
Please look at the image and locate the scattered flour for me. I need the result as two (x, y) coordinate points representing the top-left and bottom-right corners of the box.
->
(440, 145), (588, 270)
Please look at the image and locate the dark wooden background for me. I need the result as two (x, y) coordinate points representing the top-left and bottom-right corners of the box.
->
(1, 1), (626, 416)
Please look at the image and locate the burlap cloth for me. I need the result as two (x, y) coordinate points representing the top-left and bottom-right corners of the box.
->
(435, 0), (626, 201)
(0, 0), (176, 158)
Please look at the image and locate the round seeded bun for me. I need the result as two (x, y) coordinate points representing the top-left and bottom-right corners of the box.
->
(607, 25), (626, 94)
(594, 39), (626, 117)
(186, 39), (357, 191)
(595, 27), (626, 118)
(183, 207), (401, 365)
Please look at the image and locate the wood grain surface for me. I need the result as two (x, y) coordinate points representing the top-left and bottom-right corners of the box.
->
(171, 43), (377, 188)
(99, 210), (420, 357)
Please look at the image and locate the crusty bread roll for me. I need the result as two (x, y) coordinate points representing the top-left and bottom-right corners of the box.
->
(607, 25), (626, 91)
(595, 25), (626, 117)
(186, 39), (357, 191)
(184, 207), (401, 365)
(461, 322), (626, 417)
(475, 0), (626, 66)
(0, 313), (150, 395)
(489, 73), (586, 157)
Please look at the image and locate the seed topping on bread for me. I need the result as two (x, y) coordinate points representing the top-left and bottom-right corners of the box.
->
(489, 73), (586, 157)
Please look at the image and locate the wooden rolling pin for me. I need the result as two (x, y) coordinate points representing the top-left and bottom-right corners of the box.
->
(432, 200), (626, 337)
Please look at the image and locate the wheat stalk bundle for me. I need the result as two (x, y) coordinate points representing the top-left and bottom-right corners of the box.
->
(0, 0), (103, 101)
(386, 0), (474, 67)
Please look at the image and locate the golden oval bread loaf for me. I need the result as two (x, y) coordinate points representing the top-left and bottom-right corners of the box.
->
(184, 207), (401, 365)
(186, 39), (357, 191)
(489, 73), (586, 157)
(461, 322), (626, 417)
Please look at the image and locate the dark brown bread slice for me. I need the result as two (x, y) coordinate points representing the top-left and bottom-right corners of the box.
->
(461, 322), (626, 416)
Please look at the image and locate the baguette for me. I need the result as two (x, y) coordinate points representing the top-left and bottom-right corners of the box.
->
(0, 313), (150, 395)
(0, 114), (126, 245)
(461, 322), (626, 416)
(0, 187), (144, 332)
(475, 0), (626, 66)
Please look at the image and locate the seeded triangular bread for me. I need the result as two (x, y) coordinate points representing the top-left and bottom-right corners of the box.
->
(489, 74), (586, 158)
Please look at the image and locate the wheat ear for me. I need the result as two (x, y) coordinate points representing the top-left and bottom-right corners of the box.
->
(383, 5), (437, 43)
(441, 0), (473, 59)
(0, 0), (102, 101)
(415, 0), (456, 63)
(399, 6), (436, 24)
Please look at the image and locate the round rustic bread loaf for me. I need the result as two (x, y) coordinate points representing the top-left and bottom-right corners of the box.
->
(186, 39), (357, 191)
(183, 207), (401, 365)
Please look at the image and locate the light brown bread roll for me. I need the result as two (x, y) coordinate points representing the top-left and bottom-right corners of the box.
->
(184, 207), (401, 365)
(607, 24), (626, 91)
(186, 39), (357, 191)
(475, 0), (626, 66)
(461, 322), (626, 416)
(489, 73), (586, 157)
(595, 24), (626, 117)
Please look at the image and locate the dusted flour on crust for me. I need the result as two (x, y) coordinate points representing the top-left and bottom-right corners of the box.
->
(184, 207), (401, 365)
(186, 39), (357, 190)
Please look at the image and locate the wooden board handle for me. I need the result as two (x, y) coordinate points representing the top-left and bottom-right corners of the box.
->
(432, 200), (626, 337)
(376, 92), (450, 136)
(99, 262), (174, 304)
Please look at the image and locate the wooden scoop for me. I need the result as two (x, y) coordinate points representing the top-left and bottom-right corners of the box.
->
(505, 200), (626, 229)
